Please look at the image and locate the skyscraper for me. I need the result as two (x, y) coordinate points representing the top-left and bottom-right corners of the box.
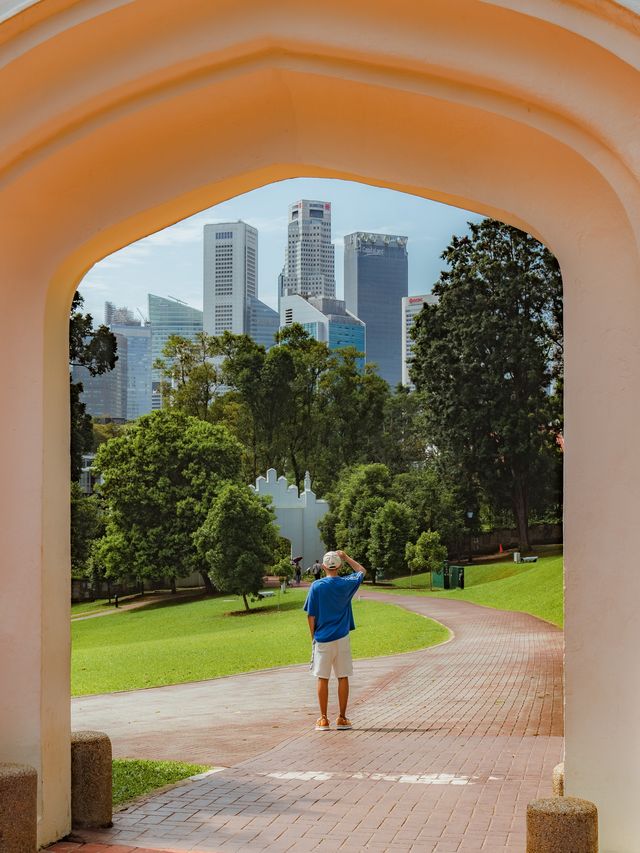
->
(203, 221), (278, 348)
(110, 323), (152, 419)
(148, 294), (203, 408)
(280, 294), (365, 367)
(401, 294), (439, 386)
(344, 232), (408, 387)
(72, 331), (128, 421)
(104, 301), (138, 326)
(105, 302), (153, 420)
(281, 200), (335, 300)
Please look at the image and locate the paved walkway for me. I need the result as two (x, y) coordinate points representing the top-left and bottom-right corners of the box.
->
(53, 592), (563, 852)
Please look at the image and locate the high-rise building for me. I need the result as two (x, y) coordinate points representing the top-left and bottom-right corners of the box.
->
(203, 221), (278, 349)
(148, 294), (203, 409)
(281, 200), (335, 301)
(344, 232), (408, 387)
(72, 331), (128, 421)
(280, 295), (365, 366)
(402, 294), (439, 386)
(246, 295), (279, 350)
(203, 222), (256, 336)
(104, 301), (138, 326)
(110, 323), (152, 419)
(104, 302), (153, 420)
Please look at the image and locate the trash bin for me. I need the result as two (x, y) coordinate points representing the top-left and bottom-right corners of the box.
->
(448, 565), (465, 590)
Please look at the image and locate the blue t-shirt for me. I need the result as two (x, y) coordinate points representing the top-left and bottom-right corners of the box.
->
(303, 573), (364, 642)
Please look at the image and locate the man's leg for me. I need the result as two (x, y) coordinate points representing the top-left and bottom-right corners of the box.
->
(317, 677), (329, 717)
(338, 677), (349, 717)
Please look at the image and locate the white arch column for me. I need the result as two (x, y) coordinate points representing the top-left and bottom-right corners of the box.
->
(0, 248), (71, 844)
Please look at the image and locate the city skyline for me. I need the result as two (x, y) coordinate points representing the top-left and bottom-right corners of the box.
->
(78, 177), (483, 321)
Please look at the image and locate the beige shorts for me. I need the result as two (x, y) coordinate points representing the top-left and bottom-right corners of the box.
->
(310, 634), (353, 679)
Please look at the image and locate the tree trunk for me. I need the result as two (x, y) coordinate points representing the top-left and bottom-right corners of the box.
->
(242, 593), (250, 612)
(512, 478), (531, 551)
(170, 577), (177, 594)
(200, 572), (215, 595)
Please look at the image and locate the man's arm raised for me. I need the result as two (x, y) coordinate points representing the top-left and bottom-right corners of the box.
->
(337, 550), (367, 576)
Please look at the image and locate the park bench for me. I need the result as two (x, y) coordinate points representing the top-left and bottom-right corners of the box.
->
(257, 591), (276, 599)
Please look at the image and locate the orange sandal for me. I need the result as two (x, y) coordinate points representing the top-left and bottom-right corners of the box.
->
(315, 715), (331, 731)
(336, 715), (352, 730)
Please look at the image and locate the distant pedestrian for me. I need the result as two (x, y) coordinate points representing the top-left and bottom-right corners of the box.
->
(303, 550), (367, 732)
(292, 556), (303, 585)
(312, 559), (322, 581)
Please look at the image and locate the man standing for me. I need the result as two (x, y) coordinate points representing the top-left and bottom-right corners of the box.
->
(303, 549), (367, 731)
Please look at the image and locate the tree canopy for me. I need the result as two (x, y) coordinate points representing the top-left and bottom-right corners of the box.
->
(409, 219), (563, 549)
(194, 483), (279, 611)
(92, 409), (244, 591)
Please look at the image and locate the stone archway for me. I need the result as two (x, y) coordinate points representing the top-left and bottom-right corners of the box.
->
(1, 1), (639, 848)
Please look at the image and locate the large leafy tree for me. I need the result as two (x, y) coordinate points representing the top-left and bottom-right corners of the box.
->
(319, 463), (394, 581)
(69, 292), (118, 480)
(368, 500), (415, 579)
(154, 332), (224, 421)
(314, 347), (389, 492)
(392, 466), (466, 547)
(70, 482), (103, 577)
(92, 410), (244, 592)
(194, 484), (279, 611)
(410, 219), (563, 549)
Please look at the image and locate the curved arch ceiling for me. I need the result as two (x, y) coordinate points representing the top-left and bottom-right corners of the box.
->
(1, 0), (639, 28)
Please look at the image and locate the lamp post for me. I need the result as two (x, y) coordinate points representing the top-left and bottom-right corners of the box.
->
(466, 509), (475, 563)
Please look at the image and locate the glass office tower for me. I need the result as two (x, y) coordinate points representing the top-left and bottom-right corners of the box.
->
(344, 232), (408, 387)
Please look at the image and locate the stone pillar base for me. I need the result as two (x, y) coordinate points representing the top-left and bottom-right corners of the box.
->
(552, 762), (565, 797)
(527, 797), (597, 852)
(0, 763), (37, 853)
(71, 731), (112, 829)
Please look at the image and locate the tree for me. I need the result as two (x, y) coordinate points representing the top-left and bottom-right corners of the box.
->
(69, 292), (118, 480)
(410, 219), (563, 550)
(70, 483), (103, 577)
(272, 325), (330, 489)
(154, 332), (224, 421)
(194, 484), (279, 611)
(319, 463), (394, 581)
(219, 332), (294, 480)
(368, 500), (415, 579)
(92, 410), (243, 592)
(380, 387), (427, 473)
(391, 466), (466, 549)
(314, 347), (389, 492)
(405, 530), (447, 583)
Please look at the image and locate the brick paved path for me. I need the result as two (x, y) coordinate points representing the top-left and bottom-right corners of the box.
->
(52, 592), (563, 852)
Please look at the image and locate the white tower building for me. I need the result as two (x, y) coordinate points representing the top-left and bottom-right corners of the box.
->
(402, 294), (439, 386)
(203, 221), (258, 336)
(281, 200), (335, 300)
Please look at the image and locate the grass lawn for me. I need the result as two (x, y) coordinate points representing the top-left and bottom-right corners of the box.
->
(385, 552), (563, 627)
(112, 758), (209, 806)
(72, 589), (449, 696)
(71, 599), (114, 617)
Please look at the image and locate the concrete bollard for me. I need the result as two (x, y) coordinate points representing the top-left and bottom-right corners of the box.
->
(552, 762), (565, 797)
(0, 762), (37, 853)
(71, 730), (113, 829)
(527, 797), (597, 852)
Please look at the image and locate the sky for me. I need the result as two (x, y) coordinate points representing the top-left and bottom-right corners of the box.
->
(78, 178), (483, 323)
